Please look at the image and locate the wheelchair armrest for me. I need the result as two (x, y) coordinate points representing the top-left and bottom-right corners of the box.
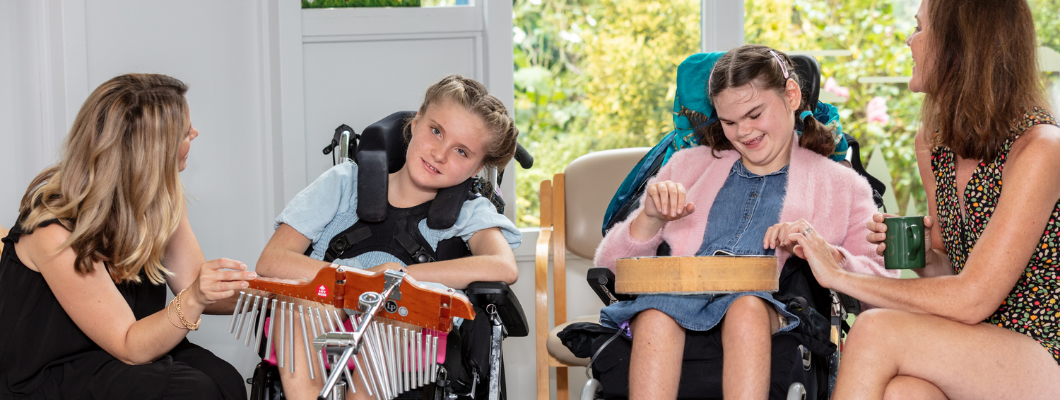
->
(465, 281), (529, 337)
(835, 291), (862, 316)
(586, 267), (637, 305)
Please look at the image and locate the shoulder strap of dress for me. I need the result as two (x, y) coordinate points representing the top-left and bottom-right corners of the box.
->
(2, 217), (64, 245)
(1010, 107), (1057, 140)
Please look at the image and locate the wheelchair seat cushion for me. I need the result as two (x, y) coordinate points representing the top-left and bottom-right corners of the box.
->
(548, 315), (598, 366)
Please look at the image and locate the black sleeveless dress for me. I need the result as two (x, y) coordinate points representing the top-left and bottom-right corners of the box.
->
(0, 220), (247, 400)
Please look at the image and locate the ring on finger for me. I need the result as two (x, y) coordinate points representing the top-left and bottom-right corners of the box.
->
(802, 227), (813, 236)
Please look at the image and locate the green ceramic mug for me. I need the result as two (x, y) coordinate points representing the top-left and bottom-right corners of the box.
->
(883, 216), (925, 269)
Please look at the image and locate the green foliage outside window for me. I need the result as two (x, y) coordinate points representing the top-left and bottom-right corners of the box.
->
(513, 0), (1060, 228)
(514, 0), (700, 227)
(302, 0), (420, 8)
(748, 0), (925, 215)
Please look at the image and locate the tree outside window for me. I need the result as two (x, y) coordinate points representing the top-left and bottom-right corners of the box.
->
(514, 0), (1060, 228)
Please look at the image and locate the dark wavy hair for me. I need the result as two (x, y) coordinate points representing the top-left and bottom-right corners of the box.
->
(700, 44), (835, 158)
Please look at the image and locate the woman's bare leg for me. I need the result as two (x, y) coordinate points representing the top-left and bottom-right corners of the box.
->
(835, 308), (1060, 400)
(720, 296), (781, 400)
(629, 309), (686, 400)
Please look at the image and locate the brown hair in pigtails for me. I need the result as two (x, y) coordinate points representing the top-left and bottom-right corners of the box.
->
(795, 102), (836, 157)
(699, 44), (835, 158)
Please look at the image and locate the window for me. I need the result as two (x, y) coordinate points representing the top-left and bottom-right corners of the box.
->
(514, 0), (1060, 227)
(747, 0), (1060, 216)
(513, 0), (701, 227)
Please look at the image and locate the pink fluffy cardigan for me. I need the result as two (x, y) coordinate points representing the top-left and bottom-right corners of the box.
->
(595, 136), (897, 281)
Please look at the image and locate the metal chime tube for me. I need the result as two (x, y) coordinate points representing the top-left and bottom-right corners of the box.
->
(428, 333), (436, 384)
(265, 299), (277, 362)
(278, 301), (286, 368)
(253, 297), (269, 351)
(228, 292), (246, 333)
(415, 331), (423, 389)
(309, 307), (327, 381)
(287, 301), (295, 374)
(244, 296), (261, 346)
(298, 305), (316, 380)
(234, 294), (253, 339)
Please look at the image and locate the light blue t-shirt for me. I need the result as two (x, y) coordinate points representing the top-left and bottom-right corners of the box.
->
(276, 162), (522, 270)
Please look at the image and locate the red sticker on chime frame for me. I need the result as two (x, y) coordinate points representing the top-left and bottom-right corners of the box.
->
(317, 285), (328, 297)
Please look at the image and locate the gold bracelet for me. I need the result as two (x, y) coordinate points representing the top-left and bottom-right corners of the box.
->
(175, 288), (202, 331)
(165, 297), (185, 329)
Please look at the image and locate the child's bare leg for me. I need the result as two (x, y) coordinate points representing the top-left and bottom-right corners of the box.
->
(720, 296), (781, 400)
(628, 309), (686, 400)
(277, 300), (371, 400)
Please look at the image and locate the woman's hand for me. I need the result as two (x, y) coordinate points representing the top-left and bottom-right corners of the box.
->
(866, 213), (935, 256)
(188, 258), (256, 308)
(643, 180), (696, 222)
(765, 219), (815, 252)
(788, 226), (844, 288)
(765, 219), (842, 261)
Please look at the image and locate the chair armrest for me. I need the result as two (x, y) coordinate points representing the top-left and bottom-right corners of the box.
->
(586, 267), (637, 305)
(466, 281), (529, 337)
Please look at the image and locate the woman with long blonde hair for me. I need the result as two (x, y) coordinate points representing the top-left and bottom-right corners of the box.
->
(0, 74), (253, 400)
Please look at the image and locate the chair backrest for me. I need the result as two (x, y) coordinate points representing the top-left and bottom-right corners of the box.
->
(0, 224), (6, 256)
(535, 147), (649, 400)
(563, 147), (652, 259)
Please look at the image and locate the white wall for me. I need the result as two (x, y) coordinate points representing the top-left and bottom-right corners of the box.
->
(0, 0), (287, 383)
(0, 0), (531, 397)
(0, 1), (60, 229)
(0, 1), (740, 399)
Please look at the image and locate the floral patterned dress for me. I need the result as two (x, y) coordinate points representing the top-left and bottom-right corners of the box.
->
(931, 107), (1060, 364)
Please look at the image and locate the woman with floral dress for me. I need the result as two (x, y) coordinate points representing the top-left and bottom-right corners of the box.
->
(789, 0), (1060, 398)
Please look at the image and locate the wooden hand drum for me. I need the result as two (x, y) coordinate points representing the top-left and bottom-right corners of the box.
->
(615, 255), (779, 294)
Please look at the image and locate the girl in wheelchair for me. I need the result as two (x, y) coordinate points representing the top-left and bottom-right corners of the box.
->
(256, 75), (521, 400)
(593, 45), (897, 399)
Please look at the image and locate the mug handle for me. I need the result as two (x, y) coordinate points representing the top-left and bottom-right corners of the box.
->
(908, 225), (923, 260)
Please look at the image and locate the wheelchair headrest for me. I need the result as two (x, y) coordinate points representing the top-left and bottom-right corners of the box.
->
(672, 51), (823, 142)
(789, 54), (821, 110)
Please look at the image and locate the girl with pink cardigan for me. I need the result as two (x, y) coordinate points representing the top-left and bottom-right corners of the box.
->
(594, 45), (896, 399)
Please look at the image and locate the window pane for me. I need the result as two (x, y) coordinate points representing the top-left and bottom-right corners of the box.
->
(1033, 0), (1060, 113)
(513, 0), (700, 228)
(748, 0), (924, 215)
(747, 0), (1060, 217)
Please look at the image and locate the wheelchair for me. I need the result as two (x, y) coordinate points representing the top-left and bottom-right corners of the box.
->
(544, 53), (881, 400)
(247, 111), (533, 400)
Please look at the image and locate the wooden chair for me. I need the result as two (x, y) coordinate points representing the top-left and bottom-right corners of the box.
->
(535, 147), (649, 400)
(0, 224), (7, 256)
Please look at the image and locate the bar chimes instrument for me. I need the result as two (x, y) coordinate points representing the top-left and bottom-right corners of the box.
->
(228, 265), (475, 400)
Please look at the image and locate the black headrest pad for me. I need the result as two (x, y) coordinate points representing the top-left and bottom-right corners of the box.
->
(356, 150), (388, 222)
(359, 111), (416, 173)
(428, 178), (475, 230)
(790, 55), (821, 108)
